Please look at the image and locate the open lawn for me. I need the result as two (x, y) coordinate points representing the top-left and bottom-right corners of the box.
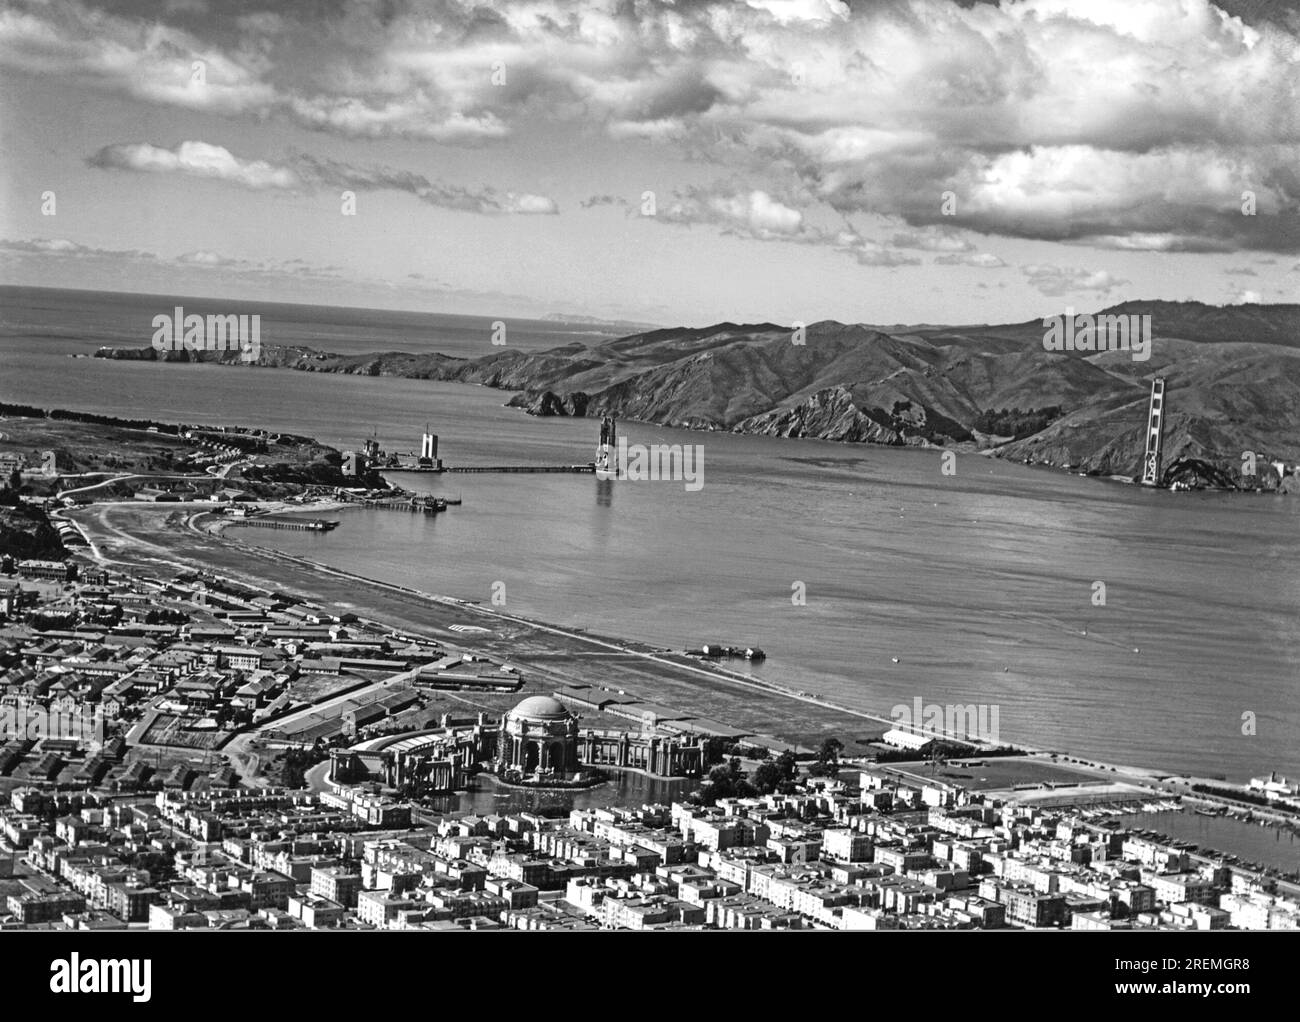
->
(0, 414), (192, 476)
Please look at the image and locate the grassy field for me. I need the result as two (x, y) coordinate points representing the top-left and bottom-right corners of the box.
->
(868, 754), (1124, 791)
(0, 414), (192, 476)
(1, 412), (357, 500)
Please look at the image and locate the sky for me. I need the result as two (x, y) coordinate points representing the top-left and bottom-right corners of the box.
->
(2, 0), (1299, 327)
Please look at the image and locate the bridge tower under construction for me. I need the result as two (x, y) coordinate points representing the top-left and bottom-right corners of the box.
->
(419, 429), (441, 469)
(1140, 377), (1166, 486)
(594, 416), (617, 479)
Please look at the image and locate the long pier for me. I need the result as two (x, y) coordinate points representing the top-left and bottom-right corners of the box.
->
(447, 464), (595, 474)
(226, 518), (337, 532)
(344, 497), (446, 513)
(383, 465), (595, 474)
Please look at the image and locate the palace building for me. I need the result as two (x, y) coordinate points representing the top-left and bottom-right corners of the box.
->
(329, 693), (703, 796)
(497, 695), (580, 776)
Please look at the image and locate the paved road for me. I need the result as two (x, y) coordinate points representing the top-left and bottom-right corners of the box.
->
(57, 472), (215, 499)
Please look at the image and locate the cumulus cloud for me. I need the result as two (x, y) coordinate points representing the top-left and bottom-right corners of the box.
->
(743, 0), (850, 24)
(8, 0), (1300, 251)
(929, 144), (1297, 253)
(845, 243), (923, 268)
(658, 188), (806, 239)
(891, 231), (975, 254)
(288, 151), (558, 214)
(638, 185), (925, 265)
(87, 140), (559, 214)
(1023, 264), (1129, 298)
(173, 251), (345, 277)
(934, 252), (1006, 268)
(0, 237), (157, 261)
(89, 141), (299, 189)
(176, 250), (250, 268)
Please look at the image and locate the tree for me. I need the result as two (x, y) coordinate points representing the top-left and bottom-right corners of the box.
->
(698, 757), (756, 803)
(702, 736), (729, 768)
(0, 469), (19, 507)
(708, 757), (743, 787)
(816, 737), (843, 777)
(751, 760), (783, 794)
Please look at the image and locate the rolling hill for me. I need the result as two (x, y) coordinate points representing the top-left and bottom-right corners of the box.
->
(95, 302), (1300, 488)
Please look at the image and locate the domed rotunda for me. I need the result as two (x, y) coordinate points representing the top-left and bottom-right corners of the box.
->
(498, 695), (580, 777)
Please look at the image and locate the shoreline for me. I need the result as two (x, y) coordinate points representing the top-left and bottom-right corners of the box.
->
(53, 363), (1292, 496)
(53, 499), (1300, 884)
(198, 513), (919, 734)
(194, 509), (1081, 757)
(68, 504), (1237, 785)
(71, 501), (909, 749)
(62, 500), (1299, 831)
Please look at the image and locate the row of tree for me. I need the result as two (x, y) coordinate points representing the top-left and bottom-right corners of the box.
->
(972, 406), (1063, 439)
(693, 737), (844, 804)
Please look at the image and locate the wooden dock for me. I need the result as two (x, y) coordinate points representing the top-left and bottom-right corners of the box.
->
(445, 465), (595, 474)
(227, 518), (337, 532)
(383, 464), (594, 475)
(348, 498), (446, 513)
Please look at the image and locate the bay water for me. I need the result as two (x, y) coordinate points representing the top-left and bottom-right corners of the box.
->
(4, 286), (1297, 784)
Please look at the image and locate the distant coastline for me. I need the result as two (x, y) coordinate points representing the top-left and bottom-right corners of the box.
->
(84, 293), (1300, 492)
